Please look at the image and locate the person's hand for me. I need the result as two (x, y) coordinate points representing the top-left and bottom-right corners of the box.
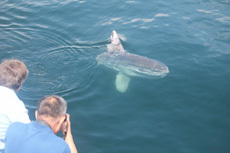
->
(61, 114), (68, 139)
(62, 114), (72, 139)
(61, 114), (78, 153)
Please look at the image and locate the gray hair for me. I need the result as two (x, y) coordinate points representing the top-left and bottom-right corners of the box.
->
(37, 95), (67, 118)
(0, 59), (28, 91)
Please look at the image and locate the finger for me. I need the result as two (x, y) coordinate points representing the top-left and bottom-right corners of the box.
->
(65, 114), (72, 133)
(66, 114), (71, 126)
(66, 114), (70, 121)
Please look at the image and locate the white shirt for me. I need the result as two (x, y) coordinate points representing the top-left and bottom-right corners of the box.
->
(0, 86), (30, 150)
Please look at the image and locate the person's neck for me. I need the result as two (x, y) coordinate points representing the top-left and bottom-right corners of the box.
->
(36, 119), (51, 129)
(36, 116), (56, 133)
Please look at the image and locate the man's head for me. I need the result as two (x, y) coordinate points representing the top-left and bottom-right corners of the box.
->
(0, 59), (28, 92)
(36, 95), (67, 134)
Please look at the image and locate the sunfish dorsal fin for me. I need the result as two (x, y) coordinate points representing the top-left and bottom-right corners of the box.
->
(115, 72), (131, 93)
(107, 30), (125, 52)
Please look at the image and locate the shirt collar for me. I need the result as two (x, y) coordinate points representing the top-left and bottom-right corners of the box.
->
(35, 119), (52, 129)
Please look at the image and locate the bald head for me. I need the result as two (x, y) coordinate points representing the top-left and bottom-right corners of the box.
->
(37, 95), (67, 119)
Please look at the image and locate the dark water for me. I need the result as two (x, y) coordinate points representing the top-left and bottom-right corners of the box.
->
(0, 0), (230, 153)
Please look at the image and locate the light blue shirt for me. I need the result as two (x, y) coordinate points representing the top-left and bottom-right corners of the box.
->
(0, 86), (30, 151)
(5, 121), (70, 153)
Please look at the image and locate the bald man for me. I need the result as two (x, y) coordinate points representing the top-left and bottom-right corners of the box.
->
(5, 95), (77, 153)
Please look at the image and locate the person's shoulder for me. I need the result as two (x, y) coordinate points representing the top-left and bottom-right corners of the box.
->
(0, 86), (15, 96)
(47, 135), (71, 153)
(11, 121), (25, 127)
(50, 134), (67, 144)
(6, 122), (27, 137)
(8, 122), (27, 131)
(9, 121), (25, 126)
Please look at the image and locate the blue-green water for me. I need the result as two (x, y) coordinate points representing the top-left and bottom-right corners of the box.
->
(1, 0), (230, 152)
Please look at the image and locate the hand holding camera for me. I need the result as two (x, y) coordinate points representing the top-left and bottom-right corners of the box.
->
(61, 114), (70, 140)
(61, 114), (78, 153)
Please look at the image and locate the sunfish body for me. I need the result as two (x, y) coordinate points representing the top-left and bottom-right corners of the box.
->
(96, 30), (169, 92)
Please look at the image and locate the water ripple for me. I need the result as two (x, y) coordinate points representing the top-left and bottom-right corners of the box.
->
(0, 2), (108, 105)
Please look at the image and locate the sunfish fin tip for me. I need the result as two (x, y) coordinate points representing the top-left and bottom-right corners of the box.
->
(115, 72), (131, 93)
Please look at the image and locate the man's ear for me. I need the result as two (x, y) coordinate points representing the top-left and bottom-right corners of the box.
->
(15, 82), (23, 92)
(35, 110), (38, 119)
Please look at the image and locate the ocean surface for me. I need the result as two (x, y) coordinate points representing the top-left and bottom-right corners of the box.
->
(0, 0), (229, 152)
